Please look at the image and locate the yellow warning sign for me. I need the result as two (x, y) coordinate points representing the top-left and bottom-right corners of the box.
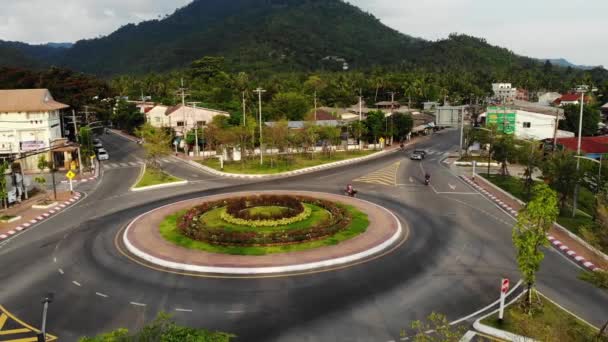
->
(0, 305), (57, 341)
(66, 170), (76, 180)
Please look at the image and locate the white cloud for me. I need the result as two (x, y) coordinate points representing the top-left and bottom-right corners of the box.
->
(0, 0), (605, 67)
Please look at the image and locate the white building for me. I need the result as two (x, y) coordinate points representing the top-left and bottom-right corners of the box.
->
(0, 89), (76, 171)
(481, 101), (573, 141)
(492, 83), (517, 101)
(146, 104), (230, 135)
(537, 92), (561, 106)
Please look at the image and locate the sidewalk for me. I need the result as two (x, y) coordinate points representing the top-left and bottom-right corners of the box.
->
(463, 175), (608, 271)
(0, 191), (82, 241)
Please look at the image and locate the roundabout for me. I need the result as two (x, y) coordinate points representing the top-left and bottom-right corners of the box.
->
(119, 191), (404, 275)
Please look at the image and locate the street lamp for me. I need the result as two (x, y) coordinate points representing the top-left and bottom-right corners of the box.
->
(572, 85), (598, 217)
(474, 126), (493, 177)
(253, 88), (266, 165)
(37, 292), (54, 342)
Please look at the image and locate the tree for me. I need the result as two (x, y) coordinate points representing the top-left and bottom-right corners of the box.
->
(0, 161), (8, 209)
(365, 110), (384, 148)
(409, 312), (466, 342)
(264, 120), (289, 166)
(112, 99), (144, 134)
(492, 134), (516, 176)
(560, 104), (601, 137)
(303, 75), (327, 105)
(191, 56), (226, 81)
(512, 184), (559, 311)
(318, 125), (342, 157)
(136, 123), (172, 169)
(349, 120), (368, 150)
(541, 150), (583, 209)
(78, 127), (94, 170)
(35, 155), (48, 197)
(300, 122), (319, 159)
(392, 112), (414, 142)
(515, 140), (544, 201)
(269, 92), (310, 121)
(79, 312), (234, 341)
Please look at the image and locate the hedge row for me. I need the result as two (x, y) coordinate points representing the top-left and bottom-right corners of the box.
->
(220, 205), (312, 227)
(178, 196), (352, 246)
(226, 195), (304, 221)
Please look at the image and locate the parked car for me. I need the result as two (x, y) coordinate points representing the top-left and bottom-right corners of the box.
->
(93, 141), (103, 149)
(92, 138), (101, 145)
(410, 151), (425, 160)
(97, 149), (109, 161)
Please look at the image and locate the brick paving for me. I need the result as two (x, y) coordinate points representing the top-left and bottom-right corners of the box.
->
(463, 175), (608, 271)
(125, 191), (400, 268)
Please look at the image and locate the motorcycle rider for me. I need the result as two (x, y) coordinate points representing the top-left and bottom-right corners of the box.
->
(345, 183), (356, 196)
(424, 173), (431, 185)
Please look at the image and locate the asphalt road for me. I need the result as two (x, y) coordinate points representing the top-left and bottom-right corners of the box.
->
(0, 129), (606, 341)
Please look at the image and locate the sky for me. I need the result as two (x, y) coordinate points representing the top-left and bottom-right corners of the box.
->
(0, 0), (605, 67)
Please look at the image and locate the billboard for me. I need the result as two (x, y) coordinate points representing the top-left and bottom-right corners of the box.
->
(435, 106), (465, 127)
(486, 108), (516, 134)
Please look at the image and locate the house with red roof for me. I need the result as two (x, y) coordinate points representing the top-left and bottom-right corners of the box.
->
(555, 136), (608, 159)
(554, 93), (590, 107)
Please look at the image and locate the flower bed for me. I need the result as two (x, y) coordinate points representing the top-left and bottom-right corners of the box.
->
(178, 195), (352, 247)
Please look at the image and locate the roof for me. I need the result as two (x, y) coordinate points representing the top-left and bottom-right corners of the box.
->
(311, 109), (337, 121)
(265, 120), (342, 129)
(601, 103), (608, 109)
(164, 104), (229, 116)
(560, 93), (582, 102)
(375, 101), (400, 107)
(0, 89), (69, 112)
(556, 136), (608, 154)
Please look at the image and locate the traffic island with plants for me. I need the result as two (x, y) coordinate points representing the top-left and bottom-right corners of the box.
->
(198, 149), (376, 175)
(480, 290), (608, 341)
(160, 194), (369, 255)
(132, 166), (185, 190)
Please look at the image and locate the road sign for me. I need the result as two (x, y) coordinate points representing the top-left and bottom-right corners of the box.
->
(66, 170), (76, 180)
(501, 278), (510, 294)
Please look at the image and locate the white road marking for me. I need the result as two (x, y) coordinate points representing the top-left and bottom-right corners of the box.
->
(110, 163), (119, 168)
(130, 301), (147, 307)
(96, 292), (109, 298)
(53, 257), (57, 263)
(226, 310), (245, 314)
(175, 308), (193, 312)
(72, 281), (81, 287)
(409, 177), (414, 183)
(128, 162), (138, 166)
(448, 183), (456, 190)
(58, 268), (64, 274)
(120, 163), (129, 167)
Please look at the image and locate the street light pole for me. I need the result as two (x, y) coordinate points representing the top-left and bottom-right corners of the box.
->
(37, 293), (53, 342)
(572, 85), (596, 217)
(254, 88), (266, 165)
(474, 127), (493, 177)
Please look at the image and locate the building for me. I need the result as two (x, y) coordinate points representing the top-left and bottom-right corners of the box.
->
(423, 102), (439, 111)
(374, 101), (401, 111)
(516, 89), (529, 102)
(480, 101), (572, 140)
(554, 93), (590, 107)
(492, 83), (517, 102)
(601, 103), (608, 119)
(555, 136), (608, 159)
(537, 92), (562, 106)
(146, 104), (230, 135)
(0, 89), (78, 171)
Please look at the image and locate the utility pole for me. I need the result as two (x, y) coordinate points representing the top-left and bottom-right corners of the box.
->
(358, 89), (363, 122)
(573, 85), (594, 217)
(388, 91), (397, 145)
(242, 91), (246, 126)
(254, 88), (266, 165)
(188, 102), (202, 157)
(84, 105), (89, 126)
(552, 107), (561, 153)
(72, 109), (83, 173)
(178, 78), (189, 137)
(314, 90), (318, 121)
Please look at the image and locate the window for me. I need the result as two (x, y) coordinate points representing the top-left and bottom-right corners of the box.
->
(523, 122), (531, 128)
(176, 121), (185, 127)
(155, 117), (161, 123)
(197, 121), (205, 127)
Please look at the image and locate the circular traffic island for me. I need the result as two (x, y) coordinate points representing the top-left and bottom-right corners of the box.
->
(120, 191), (404, 276)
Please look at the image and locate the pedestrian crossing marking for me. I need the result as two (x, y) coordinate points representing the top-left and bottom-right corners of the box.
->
(0, 306), (57, 341)
(354, 162), (400, 186)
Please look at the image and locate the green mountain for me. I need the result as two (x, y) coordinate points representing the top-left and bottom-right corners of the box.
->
(0, 0), (601, 76)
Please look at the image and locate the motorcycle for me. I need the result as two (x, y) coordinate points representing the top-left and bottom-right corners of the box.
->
(424, 174), (431, 186)
(344, 187), (358, 197)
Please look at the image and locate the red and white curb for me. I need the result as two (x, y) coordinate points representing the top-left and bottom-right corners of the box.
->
(0, 193), (82, 242)
(460, 176), (602, 272)
(61, 176), (97, 184)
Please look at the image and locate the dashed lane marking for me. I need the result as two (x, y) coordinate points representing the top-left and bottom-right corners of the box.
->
(354, 162), (400, 186)
(130, 302), (146, 307)
(58, 269), (64, 275)
(175, 308), (193, 312)
(72, 281), (81, 287)
(96, 292), (109, 298)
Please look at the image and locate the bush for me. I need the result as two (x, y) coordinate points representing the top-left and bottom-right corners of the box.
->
(178, 196), (352, 246)
(225, 195), (305, 220)
(221, 205), (312, 227)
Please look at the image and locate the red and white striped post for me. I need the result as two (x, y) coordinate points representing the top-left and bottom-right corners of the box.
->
(499, 278), (510, 322)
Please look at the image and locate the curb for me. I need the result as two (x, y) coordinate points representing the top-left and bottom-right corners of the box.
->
(121, 191), (403, 275)
(107, 129), (140, 143)
(0, 192), (82, 242)
(460, 176), (604, 272)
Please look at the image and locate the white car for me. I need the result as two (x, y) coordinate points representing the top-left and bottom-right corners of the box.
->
(97, 149), (109, 161)
(93, 141), (103, 150)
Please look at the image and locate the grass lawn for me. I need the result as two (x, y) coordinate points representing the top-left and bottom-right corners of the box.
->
(199, 150), (376, 174)
(243, 206), (291, 218)
(0, 215), (17, 222)
(134, 167), (183, 188)
(481, 292), (606, 341)
(485, 174), (541, 202)
(159, 205), (369, 255)
(201, 204), (327, 233)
